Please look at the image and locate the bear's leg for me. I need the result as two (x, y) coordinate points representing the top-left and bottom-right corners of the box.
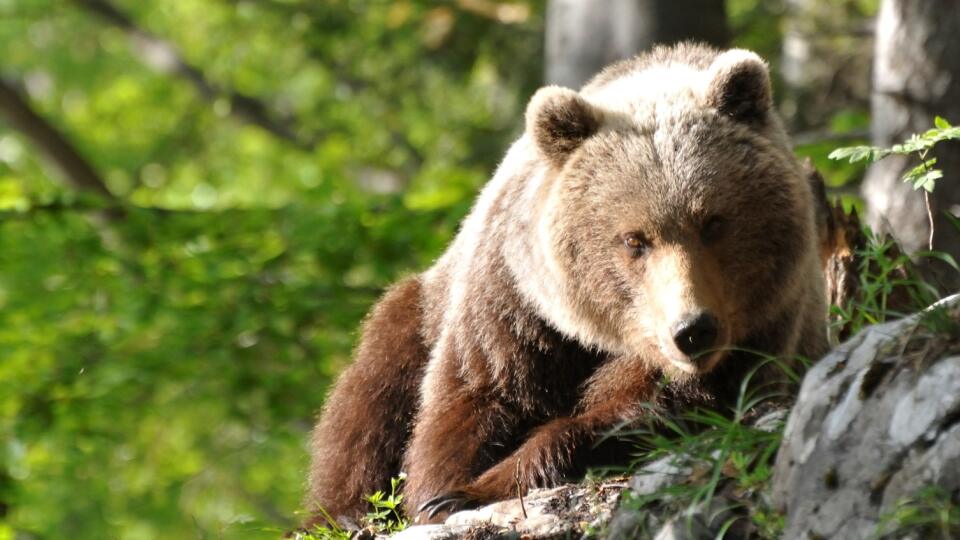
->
(416, 356), (657, 518)
(402, 366), (523, 524)
(305, 276), (430, 528)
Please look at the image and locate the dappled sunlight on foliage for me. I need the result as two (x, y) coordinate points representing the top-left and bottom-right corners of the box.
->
(0, 0), (545, 538)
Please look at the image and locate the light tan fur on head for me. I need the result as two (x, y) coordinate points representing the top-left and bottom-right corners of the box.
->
(633, 245), (731, 375)
(512, 43), (825, 378)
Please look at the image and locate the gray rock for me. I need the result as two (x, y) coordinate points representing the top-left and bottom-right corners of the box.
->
(390, 524), (474, 540)
(629, 456), (693, 497)
(658, 493), (753, 540)
(605, 508), (646, 540)
(446, 480), (624, 537)
(608, 491), (746, 540)
(386, 480), (624, 540)
(772, 294), (960, 539)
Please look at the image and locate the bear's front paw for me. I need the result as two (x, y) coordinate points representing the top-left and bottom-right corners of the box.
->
(415, 490), (484, 521)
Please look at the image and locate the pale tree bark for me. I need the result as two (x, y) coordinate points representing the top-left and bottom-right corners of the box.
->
(861, 0), (960, 276)
(545, 0), (729, 89)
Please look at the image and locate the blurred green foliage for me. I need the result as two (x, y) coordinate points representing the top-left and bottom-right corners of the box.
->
(0, 1), (545, 538)
(0, 1), (871, 539)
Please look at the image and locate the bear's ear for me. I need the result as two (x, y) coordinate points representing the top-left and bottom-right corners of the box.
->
(526, 86), (603, 167)
(706, 49), (772, 125)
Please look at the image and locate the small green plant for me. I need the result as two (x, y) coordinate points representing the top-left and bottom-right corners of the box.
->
(293, 508), (351, 540)
(829, 116), (960, 249)
(874, 486), (960, 539)
(363, 473), (409, 534)
(294, 474), (408, 540)
(828, 228), (948, 337)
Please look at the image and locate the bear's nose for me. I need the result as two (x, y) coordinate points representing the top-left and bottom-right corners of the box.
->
(671, 311), (719, 358)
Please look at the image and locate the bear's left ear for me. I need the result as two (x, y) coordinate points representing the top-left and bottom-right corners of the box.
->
(526, 86), (603, 167)
(706, 49), (772, 125)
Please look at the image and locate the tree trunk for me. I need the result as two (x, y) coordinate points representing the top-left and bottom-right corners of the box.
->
(861, 0), (960, 278)
(545, 0), (729, 89)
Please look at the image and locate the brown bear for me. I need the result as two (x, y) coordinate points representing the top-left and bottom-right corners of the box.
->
(305, 42), (828, 527)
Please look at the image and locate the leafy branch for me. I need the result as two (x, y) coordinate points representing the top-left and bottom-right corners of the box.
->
(829, 116), (960, 249)
(71, 0), (312, 150)
(829, 116), (960, 192)
(0, 77), (116, 202)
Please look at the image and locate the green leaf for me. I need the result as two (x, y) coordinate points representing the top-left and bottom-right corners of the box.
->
(909, 168), (943, 192)
(903, 158), (938, 181)
(942, 211), (960, 235)
(915, 249), (960, 271)
(828, 145), (885, 163)
(934, 116), (952, 130)
(930, 126), (960, 143)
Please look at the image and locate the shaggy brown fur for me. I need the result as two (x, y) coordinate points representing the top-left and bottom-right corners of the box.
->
(306, 277), (429, 526)
(305, 43), (829, 527)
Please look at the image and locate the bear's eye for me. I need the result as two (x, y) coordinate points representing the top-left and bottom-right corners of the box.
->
(701, 216), (725, 245)
(622, 233), (649, 257)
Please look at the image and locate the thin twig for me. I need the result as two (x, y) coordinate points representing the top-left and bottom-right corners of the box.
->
(918, 149), (936, 251)
(514, 459), (527, 519)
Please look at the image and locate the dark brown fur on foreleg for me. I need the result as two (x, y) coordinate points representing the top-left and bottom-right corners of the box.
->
(305, 277), (429, 527)
(418, 356), (658, 519)
(402, 357), (525, 523)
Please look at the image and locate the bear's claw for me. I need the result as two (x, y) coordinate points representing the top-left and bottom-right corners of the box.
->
(417, 491), (481, 519)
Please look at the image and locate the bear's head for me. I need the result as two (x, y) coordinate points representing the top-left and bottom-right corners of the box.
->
(522, 47), (819, 378)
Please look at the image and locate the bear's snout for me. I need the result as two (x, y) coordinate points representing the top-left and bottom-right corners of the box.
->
(671, 311), (720, 358)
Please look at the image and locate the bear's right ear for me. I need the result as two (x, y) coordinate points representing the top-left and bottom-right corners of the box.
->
(525, 86), (603, 167)
(706, 49), (773, 125)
